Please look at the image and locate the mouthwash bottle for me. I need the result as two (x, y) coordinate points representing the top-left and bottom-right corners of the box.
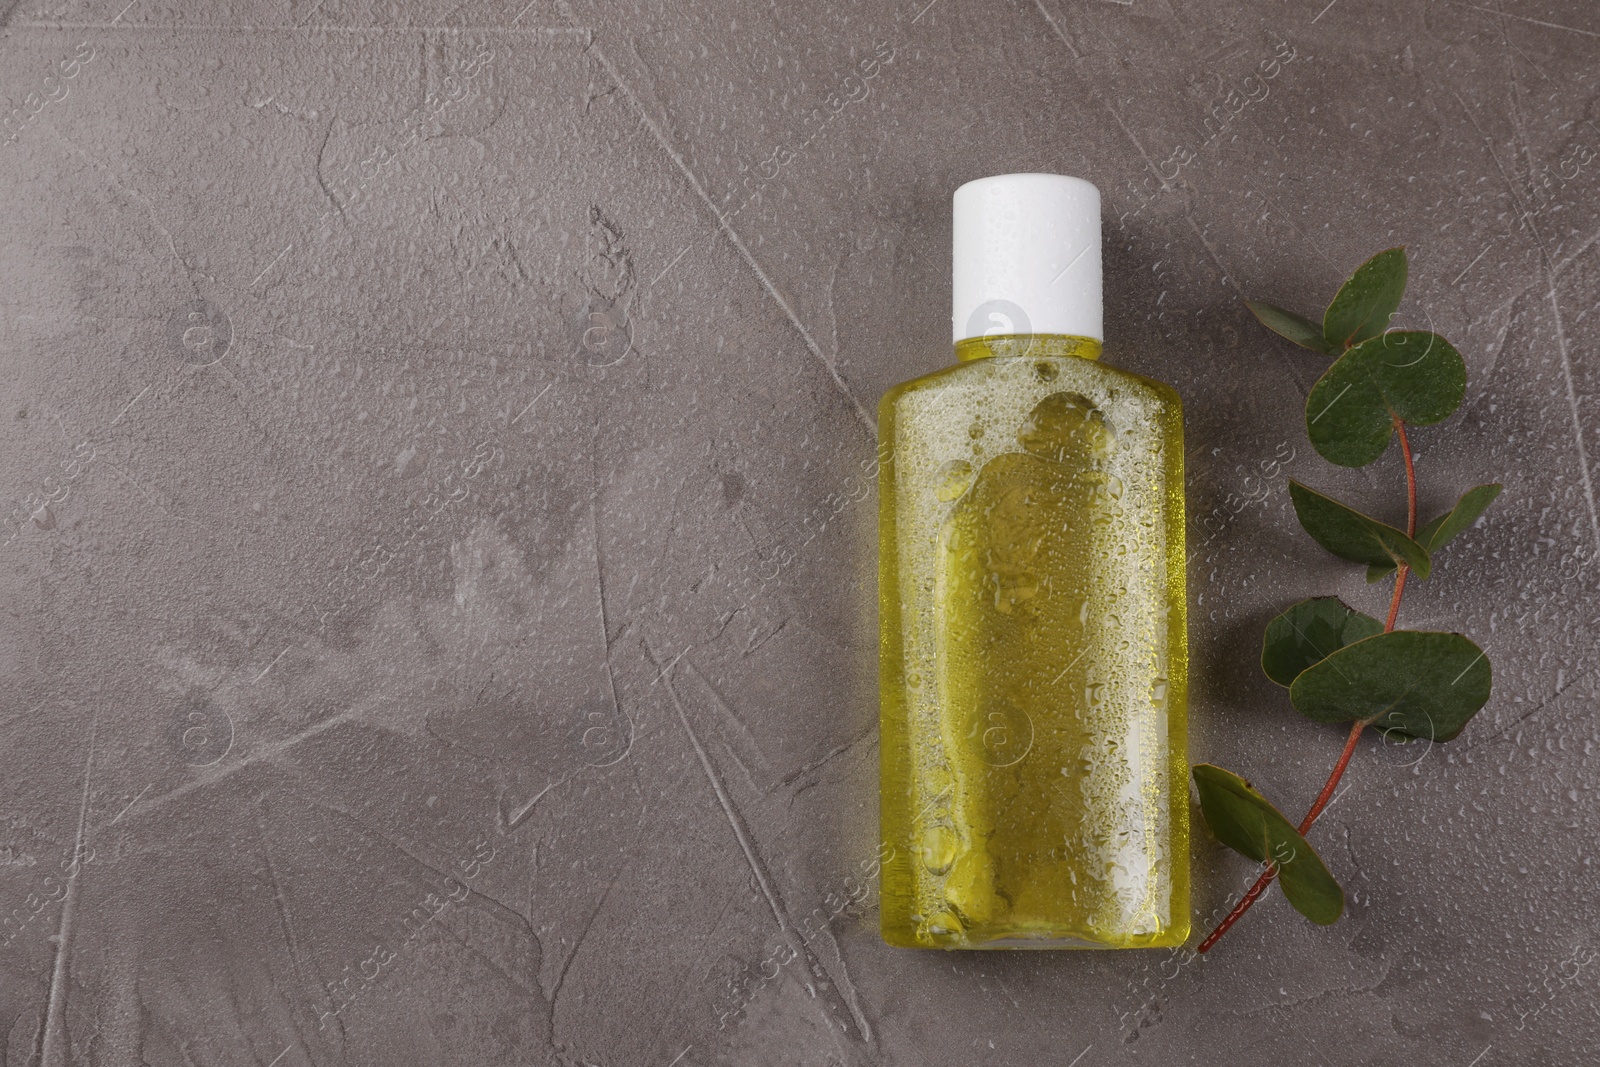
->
(878, 174), (1190, 948)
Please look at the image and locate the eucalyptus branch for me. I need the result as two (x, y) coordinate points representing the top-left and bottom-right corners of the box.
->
(1198, 719), (1365, 952)
(1193, 248), (1500, 951)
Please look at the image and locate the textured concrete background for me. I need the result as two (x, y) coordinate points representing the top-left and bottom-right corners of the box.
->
(1, 0), (1596, 1064)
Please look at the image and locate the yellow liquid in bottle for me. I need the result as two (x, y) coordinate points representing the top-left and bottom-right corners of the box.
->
(878, 335), (1189, 949)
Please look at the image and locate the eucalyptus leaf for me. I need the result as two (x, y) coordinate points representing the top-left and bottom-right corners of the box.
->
(1323, 246), (1408, 351)
(1305, 331), (1467, 467)
(1415, 510), (1455, 550)
(1290, 481), (1432, 577)
(1288, 630), (1492, 742)
(1192, 765), (1345, 926)
(1246, 300), (1333, 354)
(1262, 597), (1384, 687)
(1368, 484), (1503, 581)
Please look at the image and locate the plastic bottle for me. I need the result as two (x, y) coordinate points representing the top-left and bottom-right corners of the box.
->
(878, 173), (1189, 948)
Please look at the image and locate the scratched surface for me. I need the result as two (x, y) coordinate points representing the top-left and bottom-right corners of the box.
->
(0, 0), (1596, 1064)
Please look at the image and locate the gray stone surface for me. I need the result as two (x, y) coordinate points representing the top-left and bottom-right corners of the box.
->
(0, 0), (1596, 1063)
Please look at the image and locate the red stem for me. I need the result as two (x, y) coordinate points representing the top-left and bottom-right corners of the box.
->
(1296, 719), (1367, 832)
(1384, 567), (1409, 632)
(1194, 862), (1277, 952)
(1396, 415), (1418, 537)
(1385, 418), (1416, 630)
(1198, 418), (1420, 953)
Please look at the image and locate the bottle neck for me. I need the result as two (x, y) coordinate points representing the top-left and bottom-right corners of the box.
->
(954, 333), (1103, 363)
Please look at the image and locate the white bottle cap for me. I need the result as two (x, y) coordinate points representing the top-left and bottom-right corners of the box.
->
(952, 173), (1103, 344)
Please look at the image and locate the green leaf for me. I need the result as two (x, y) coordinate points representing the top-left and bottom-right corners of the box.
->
(1192, 765), (1345, 926)
(1262, 597), (1385, 687)
(1305, 331), (1467, 468)
(1289, 481), (1432, 578)
(1289, 630), (1492, 742)
(1246, 300), (1333, 354)
(1274, 835), (1346, 928)
(1420, 482), (1502, 552)
(1323, 246), (1408, 351)
(1368, 484), (1504, 581)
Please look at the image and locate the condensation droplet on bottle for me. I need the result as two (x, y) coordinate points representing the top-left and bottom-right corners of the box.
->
(1017, 392), (1114, 465)
(919, 825), (958, 875)
(936, 459), (974, 502)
